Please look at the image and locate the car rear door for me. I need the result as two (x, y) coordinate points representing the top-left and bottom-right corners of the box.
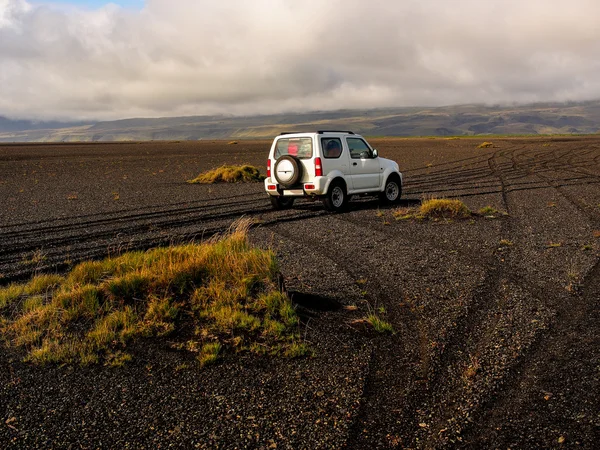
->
(346, 137), (381, 190)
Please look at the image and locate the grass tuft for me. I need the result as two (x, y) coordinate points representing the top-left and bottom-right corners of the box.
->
(367, 314), (394, 333)
(394, 198), (471, 221)
(418, 198), (471, 219)
(197, 342), (221, 367)
(187, 165), (264, 184)
(0, 284), (25, 310)
(0, 219), (306, 366)
(478, 205), (499, 216)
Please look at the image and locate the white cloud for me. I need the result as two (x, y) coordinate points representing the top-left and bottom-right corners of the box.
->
(1, 0), (600, 120)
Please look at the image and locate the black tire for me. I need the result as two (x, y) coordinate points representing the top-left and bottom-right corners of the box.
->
(379, 174), (402, 205)
(274, 155), (303, 188)
(322, 180), (348, 212)
(270, 196), (295, 210)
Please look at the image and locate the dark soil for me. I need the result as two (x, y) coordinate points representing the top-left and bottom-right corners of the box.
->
(0, 137), (598, 448)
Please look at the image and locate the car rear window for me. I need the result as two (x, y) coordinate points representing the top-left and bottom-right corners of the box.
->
(274, 137), (313, 159)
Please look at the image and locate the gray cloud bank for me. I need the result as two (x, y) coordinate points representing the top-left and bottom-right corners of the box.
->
(1, 0), (600, 121)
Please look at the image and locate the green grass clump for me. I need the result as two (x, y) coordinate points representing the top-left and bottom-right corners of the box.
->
(393, 199), (471, 221)
(0, 284), (25, 309)
(0, 219), (306, 366)
(197, 342), (221, 367)
(367, 314), (394, 333)
(187, 164), (264, 184)
(418, 198), (471, 219)
(478, 206), (499, 216)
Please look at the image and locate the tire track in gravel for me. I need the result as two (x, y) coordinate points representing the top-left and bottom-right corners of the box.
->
(513, 146), (600, 221)
(262, 214), (425, 449)
(402, 146), (518, 448)
(370, 143), (592, 448)
(434, 143), (596, 447)
(0, 191), (267, 234)
(0, 194), (329, 282)
(462, 258), (600, 449)
(456, 142), (600, 448)
(0, 202), (271, 257)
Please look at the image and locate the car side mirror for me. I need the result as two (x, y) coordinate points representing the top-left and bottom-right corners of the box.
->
(373, 149), (378, 158)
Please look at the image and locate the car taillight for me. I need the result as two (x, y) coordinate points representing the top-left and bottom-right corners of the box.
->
(267, 159), (271, 177)
(315, 157), (323, 176)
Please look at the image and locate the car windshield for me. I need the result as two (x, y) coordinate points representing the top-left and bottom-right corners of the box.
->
(274, 137), (313, 159)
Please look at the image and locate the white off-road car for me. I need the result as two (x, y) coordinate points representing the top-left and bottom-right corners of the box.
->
(264, 131), (403, 211)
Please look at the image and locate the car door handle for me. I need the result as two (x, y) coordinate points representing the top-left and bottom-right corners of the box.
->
(352, 162), (357, 166)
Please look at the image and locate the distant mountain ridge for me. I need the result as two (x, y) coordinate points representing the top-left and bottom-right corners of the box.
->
(0, 116), (88, 133)
(1, 101), (600, 142)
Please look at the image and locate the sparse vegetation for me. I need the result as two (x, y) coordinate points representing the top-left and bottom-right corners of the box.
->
(418, 198), (471, 219)
(463, 355), (481, 381)
(197, 342), (221, 367)
(479, 206), (499, 216)
(547, 242), (562, 248)
(0, 220), (307, 366)
(393, 198), (472, 220)
(367, 314), (394, 333)
(187, 164), (264, 184)
(499, 239), (514, 247)
(477, 142), (494, 149)
(566, 265), (581, 293)
(23, 249), (46, 266)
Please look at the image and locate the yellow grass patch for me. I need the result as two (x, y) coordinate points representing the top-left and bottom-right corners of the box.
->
(0, 219), (307, 366)
(393, 198), (471, 220)
(418, 198), (471, 219)
(187, 164), (264, 184)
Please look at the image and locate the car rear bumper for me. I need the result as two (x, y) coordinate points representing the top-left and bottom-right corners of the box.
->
(264, 177), (328, 196)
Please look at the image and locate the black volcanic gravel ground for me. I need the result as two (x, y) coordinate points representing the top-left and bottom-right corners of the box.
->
(0, 137), (599, 448)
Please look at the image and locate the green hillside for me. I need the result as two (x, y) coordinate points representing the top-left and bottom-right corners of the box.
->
(1, 101), (599, 142)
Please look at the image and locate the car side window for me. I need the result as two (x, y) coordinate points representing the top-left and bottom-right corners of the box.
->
(321, 138), (342, 159)
(347, 138), (373, 159)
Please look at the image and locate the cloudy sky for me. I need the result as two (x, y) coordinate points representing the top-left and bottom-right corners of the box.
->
(1, 0), (600, 121)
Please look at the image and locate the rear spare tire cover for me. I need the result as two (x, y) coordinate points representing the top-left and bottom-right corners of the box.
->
(274, 155), (302, 187)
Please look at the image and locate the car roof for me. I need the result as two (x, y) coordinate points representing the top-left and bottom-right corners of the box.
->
(276, 131), (360, 138)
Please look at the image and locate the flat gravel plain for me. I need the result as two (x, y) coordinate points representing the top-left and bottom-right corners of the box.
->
(0, 137), (599, 448)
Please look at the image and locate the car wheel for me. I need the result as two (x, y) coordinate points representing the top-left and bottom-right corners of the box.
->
(274, 155), (303, 188)
(323, 180), (348, 212)
(270, 196), (295, 210)
(379, 174), (401, 204)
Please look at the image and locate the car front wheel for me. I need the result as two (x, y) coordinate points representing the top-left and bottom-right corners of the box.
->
(379, 174), (402, 204)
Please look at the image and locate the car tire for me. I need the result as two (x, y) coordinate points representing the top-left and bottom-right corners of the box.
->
(379, 174), (402, 204)
(323, 180), (348, 212)
(270, 196), (295, 210)
(274, 155), (303, 188)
